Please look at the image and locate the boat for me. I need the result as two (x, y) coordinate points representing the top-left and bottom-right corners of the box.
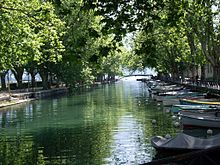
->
(179, 110), (220, 128)
(162, 98), (181, 107)
(157, 90), (198, 97)
(179, 98), (220, 105)
(171, 104), (220, 113)
(151, 132), (220, 153)
(150, 133), (220, 164)
(155, 95), (203, 107)
(151, 91), (204, 107)
(151, 84), (184, 95)
(153, 91), (202, 101)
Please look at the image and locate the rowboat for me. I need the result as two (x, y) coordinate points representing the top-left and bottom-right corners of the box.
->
(151, 133), (220, 163)
(179, 98), (220, 106)
(179, 111), (220, 128)
(171, 104), (220, 113)
(151, 133), (220, 152)
(151, 84), (184, 95)
(154, 91), (202, 101)
(157, 90), (199, 97)
(162, 98), (181, 107)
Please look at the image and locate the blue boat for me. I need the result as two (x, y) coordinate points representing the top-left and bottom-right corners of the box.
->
(171, 104), (220, 113)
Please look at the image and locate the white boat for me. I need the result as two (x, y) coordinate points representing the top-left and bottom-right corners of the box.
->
(151, 84), (184, 94)
(179, 111), (220, 128)
(153, 91), (202, 101)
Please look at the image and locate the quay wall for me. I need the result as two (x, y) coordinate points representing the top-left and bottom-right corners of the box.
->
(11, 87), (68, 99)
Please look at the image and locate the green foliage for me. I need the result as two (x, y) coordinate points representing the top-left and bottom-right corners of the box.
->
(51, 0), (124, 87)
(0, 0), (66, 89)
(82, 0), (220, 80)
(0, 0), (64, 67)
(2, 0), (219, 88)
(83, 0), (165, 40)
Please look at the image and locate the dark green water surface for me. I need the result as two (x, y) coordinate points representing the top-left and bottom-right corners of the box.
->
(0, 79), (177, 165)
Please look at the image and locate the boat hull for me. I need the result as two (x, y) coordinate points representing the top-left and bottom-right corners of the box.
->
(181, 114), (220, 128)
(180, 98), (220, 106)
(171, 104), (220, 113)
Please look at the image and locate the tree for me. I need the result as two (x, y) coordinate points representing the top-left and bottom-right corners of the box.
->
(0, 0), (65, 89)
(52, 0), (124, 87)
(83, 0), (165, 40)
(83, 0), (220, 82)
(183, 0), (220, 81)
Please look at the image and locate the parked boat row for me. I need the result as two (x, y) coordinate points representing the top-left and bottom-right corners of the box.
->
(144, 79), (220, 164)
(148, 81), (204, 106)
(147, 80), (220, 128)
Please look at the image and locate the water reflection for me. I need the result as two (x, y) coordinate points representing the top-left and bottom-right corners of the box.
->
(106, 113), (153, 165)
(0, 80), (177, 164)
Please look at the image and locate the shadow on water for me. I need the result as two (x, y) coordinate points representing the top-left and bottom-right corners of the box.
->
(33, 126), (113, 165)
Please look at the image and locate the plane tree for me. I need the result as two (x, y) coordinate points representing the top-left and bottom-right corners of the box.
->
(50, 0), (101, 88)
(0, 0), (65, 89)
(181, 0), (220, 81)
(50, 0), (124, 88)
(83, 0), (219, 81)
(0, 0), (39, 88)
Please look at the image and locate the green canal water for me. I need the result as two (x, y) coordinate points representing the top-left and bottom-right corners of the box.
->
(0, 79), (178, 165)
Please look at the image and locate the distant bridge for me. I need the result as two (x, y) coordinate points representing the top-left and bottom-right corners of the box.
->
(123, 74), (153, 77)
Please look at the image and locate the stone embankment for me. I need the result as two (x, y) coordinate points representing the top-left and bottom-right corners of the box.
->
(0, 87), (68, 109)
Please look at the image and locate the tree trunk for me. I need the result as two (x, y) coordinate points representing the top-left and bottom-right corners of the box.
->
(171, 63), (180, 81)
(200, 64), (206, 81)
(39, 70), (49, 90)
(186, 31), (197, 58)
(212, 65), (220, 82)
(30, 72), (36, 88)
(11, 67), (24, 89)
(0, 71), (7, 90)
(97, 74), (104, 82)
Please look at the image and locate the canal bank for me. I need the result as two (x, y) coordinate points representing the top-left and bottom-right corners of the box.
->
(0, 87), (68, 109)
(0, 81), (116, 110)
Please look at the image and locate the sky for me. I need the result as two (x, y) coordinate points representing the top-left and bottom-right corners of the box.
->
(122, 68), (157, 76)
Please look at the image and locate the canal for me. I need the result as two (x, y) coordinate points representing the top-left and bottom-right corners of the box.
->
(0, 78), (177, 165)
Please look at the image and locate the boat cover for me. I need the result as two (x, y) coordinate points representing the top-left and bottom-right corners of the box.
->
(151, 133), (220, 150)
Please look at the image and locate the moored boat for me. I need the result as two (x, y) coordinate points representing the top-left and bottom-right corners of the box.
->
(162, 98), (181, 107)
(151, 84), (184, 95)
(154, 91), (202, 101)
(150, 133), (220, 164)
(171, 104), (220, 113)
(179, 110), (220, 128)
(151, 132), (220, 153)
(179, 98), (220, 106)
